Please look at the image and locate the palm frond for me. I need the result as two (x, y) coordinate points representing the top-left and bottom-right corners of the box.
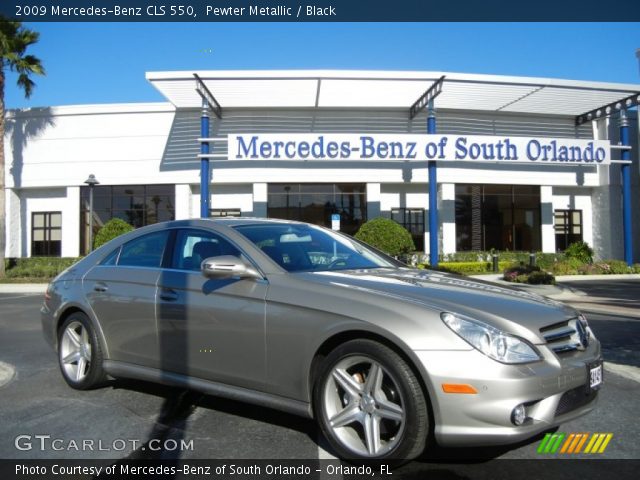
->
(0, 17), (44, 97)
(17, 73), (35, 98)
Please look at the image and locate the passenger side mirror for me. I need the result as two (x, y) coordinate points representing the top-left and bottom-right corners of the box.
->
(201, 255), (260, 280)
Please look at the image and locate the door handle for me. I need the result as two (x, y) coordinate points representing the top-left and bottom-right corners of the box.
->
(159, 289), (178, 302)
(93, 282), (108, 292)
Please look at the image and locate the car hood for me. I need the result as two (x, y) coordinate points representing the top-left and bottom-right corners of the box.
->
(296, 268), (578, 344)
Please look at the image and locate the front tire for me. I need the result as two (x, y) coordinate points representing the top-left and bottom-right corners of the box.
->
(58, 313), (107, 390)
(313, 339), (429, 462)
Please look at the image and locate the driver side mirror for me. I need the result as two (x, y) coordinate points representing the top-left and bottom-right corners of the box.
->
(201, 255), (261, 280)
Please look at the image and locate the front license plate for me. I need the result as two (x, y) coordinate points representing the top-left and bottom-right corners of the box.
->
(589, 363), (603, 390)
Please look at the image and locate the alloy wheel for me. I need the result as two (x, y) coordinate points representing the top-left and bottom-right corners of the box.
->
(321, 355), (406, 457)
(59, 321), (92, 383)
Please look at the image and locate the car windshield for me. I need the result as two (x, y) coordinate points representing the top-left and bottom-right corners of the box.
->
(233, 223), (401, 273)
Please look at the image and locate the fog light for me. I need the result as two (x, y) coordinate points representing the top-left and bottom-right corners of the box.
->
(511, 404), (526, 426)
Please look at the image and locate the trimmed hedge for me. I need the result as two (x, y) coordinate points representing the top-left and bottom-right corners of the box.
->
(355, 217), (415, 257)
(4, 257), (81, 279)
(420, 261), (512, 275)
(441, 250), (565, 266)
(94, 218), (134, 250)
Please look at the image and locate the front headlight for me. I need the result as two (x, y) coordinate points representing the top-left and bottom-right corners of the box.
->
(441, 312), (541, 364)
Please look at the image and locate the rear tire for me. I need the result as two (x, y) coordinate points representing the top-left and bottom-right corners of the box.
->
(58, 313), (107, 390)
(313, 339), (429, 463)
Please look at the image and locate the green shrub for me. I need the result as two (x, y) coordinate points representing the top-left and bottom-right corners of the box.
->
(503, 264), (555, 284)
(602, 260), (633, 274)
(536, 252), (567, 270)
(354, 217), (415, 257)
(5, 257), (81, 279)
(94, 218), (134, 249)
(420, 261), (511, 275)
(564, 241), (593, 264)
(526, 271), (556, 285)
(441, 251), (565, 267)
(549, 257), (584, 275)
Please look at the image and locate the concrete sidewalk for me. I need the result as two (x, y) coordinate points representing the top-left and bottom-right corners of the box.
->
(0, 283), (47, 294)
(472, 273), (640, 318)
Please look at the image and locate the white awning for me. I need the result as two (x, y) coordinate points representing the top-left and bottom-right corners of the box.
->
(146, 70), (640, 117)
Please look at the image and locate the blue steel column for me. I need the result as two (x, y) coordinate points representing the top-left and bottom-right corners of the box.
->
(200, 99), (210, 218)
(620, 109), (633, 266)
(427, 100), (439, 266)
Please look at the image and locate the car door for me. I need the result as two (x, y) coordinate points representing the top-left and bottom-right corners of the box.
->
(83, 229), (169, 368)
(155, 228), (268, 390)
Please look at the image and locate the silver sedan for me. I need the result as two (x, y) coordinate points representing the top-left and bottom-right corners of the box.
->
(41, 218), (602, 462)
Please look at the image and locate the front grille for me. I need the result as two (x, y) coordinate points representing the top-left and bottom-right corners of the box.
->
(555, 385), (598, 417)
(540, 318), (587, 354)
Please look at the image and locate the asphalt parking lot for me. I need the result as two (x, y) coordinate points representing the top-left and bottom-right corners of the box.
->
(0, 281), (638, 477)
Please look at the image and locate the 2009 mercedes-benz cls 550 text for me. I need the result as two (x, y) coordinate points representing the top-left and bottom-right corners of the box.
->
(41, 218), (602, 461)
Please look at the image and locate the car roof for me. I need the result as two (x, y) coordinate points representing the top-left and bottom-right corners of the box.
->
(160, 217), (310, 229)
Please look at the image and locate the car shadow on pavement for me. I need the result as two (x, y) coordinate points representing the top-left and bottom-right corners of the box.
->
(390, 430), (557, 480)
(93, 385), (198, 479)
(109, 377), (318, 438)
(417, 428), (555, 462)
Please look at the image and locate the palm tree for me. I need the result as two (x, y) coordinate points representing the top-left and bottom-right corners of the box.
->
(0, 17), (44, 277)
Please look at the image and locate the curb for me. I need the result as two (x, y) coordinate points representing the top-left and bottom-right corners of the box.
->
(605, 362), (640, 383)
(470, 274), (579, 298)
(0, 284), (48, 294)
(555, 274), (640, 281)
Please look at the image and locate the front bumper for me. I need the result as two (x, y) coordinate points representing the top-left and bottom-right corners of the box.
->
(415, 339), (602, 447)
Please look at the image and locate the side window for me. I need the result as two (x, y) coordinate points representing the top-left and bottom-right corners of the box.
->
(118, 231), (169, 268)
(100, 246), (121, 266)
(172, 229), (241, 271)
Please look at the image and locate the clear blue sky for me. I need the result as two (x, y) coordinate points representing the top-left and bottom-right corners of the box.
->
(5, 22), (640, 109)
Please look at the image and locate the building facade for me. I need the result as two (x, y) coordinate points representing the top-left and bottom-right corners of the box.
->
(4, 70), (640, 262)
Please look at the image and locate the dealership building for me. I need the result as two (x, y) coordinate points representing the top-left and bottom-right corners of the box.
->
(4, 70), (640, 263)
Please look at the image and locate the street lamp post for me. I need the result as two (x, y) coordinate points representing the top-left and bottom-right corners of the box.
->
(84, 174), (100, 252)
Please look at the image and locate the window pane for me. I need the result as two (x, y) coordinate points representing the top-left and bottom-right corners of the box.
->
(50, 213), (62, 228)
(268, 184), (298, 194)
(483, 185), (511, 196)
(49, 241), (61, 257)
(456, 184), (540, 251)
(300, 184), (334, 194)
(513, 185), (539, 195)
(455, 185), (473, 195)
(33, 230), (45, 241)
(113, 185), (143, 196)
(50, 229), (62, 241)
(100, 247), (120, 266)
(572, 211), (582, 224)
(118, 231), (169, 268)
(267, 184), (366, 236)
(146, 185), (174, 195)
(33, 214), (45, 228)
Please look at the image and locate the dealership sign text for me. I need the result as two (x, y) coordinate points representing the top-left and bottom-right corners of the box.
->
(228, 134), (610, 165)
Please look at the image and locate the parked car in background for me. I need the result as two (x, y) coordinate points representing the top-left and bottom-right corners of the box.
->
(42, 218), (602, 462)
